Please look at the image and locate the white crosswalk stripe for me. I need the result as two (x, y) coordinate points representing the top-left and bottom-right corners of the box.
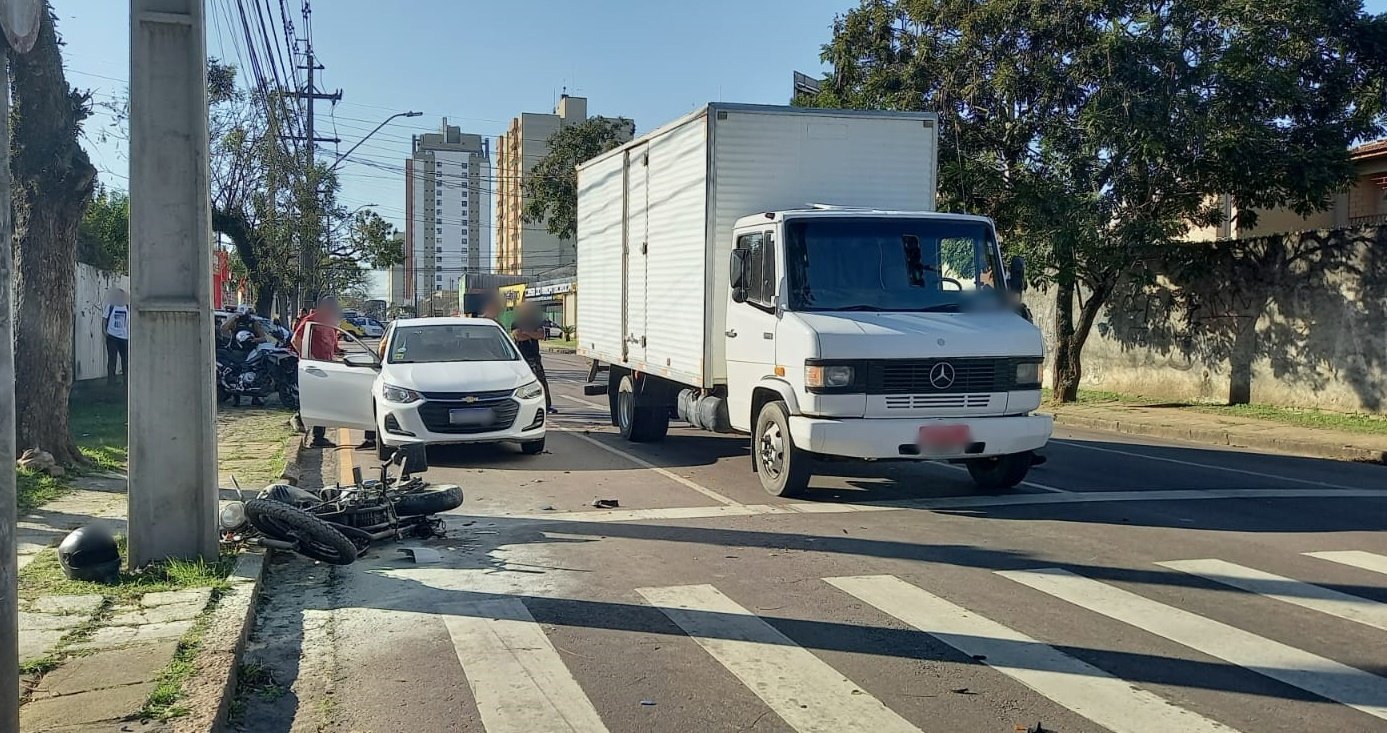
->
(637, 583), (922, 733)
(442, 599), (609, 733)
(826, 574), (1240, 733)
(998, 567), (1387, 722)
(1158, 558), (1387, 632)
(1305, 550), (1387, 577)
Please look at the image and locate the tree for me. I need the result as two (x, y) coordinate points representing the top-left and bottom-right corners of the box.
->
(10, 4), (98, 463)
(77, 186), (129, 273)
(809, 0), (1386, 401)
(522, 117), (634, 241)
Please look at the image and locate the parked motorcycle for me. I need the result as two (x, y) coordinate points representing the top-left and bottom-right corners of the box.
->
(216, 330), (299, 408)
(221, 445), (462, 565)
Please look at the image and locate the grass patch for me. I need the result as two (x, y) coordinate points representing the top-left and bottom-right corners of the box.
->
(1045, 388), (1387, 436)
(17, 468), (67, 512)
(141, 609), (216, 721)
(19, 537), (234, 604)
(17, 384), (129, 510)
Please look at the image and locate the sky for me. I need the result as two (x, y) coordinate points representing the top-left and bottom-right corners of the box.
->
(52, 0), (1387, 296)
(56, 0), (850, 296)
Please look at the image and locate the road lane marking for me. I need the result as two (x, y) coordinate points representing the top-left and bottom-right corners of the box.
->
(506, 487), (1385, 523)
(553, 426), (741, 506)
(636, 584), (921, 733)
(998, 568), (1387, 721)
(1051, 440), (1369, 491)
(1305, 551), (1387, 577)
(826, 575), (1239, 733)
(1158, 559), (1387, 633)
(337, 428), (355, 486)
(442, 598), (609, 733)
(560, 393), (608, 410)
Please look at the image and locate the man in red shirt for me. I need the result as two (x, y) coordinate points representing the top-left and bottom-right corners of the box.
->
(293, 296), (343, 448)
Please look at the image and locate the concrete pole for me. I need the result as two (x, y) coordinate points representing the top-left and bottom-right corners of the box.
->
(0, 50), (19, 733)
(127, 0), (218, 565)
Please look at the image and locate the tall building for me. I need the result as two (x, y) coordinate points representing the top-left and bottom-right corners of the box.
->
(404, 119), (492, 301)
(495, 95), (632, 276)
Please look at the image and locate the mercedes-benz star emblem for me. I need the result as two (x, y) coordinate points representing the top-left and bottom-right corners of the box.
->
(929, 362), (956, 390)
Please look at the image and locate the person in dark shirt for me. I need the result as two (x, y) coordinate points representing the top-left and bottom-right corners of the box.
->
(511, 301), (556, 414)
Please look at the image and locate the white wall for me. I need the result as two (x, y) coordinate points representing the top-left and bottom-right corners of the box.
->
(74, 263), (130, 381)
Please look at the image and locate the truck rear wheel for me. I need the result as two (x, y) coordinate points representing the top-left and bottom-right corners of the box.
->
(755, 401), (811, 497)
(616, 374), (669, 443)
(965, 452), (1032, 490)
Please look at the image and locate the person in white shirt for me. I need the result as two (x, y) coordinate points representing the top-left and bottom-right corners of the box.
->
(103, 288), (129, 387)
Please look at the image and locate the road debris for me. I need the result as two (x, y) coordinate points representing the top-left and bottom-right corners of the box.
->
(591, 498), (620, 508)
(397, 547), (442, 564)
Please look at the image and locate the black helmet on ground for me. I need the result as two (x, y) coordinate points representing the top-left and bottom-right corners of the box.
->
(58, 524), (121, 583)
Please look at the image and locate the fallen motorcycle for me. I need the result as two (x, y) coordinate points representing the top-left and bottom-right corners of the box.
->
(220, 445), (461, 565)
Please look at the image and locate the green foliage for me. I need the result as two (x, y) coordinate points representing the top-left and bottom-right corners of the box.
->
(523, 117), (634, 240)
(810, 0), (1387, 399)
(77, 185), (129, 272)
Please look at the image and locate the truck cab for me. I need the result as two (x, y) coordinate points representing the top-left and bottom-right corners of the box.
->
(712, 208), (1049, 495)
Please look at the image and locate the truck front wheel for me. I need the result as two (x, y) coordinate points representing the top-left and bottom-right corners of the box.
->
(965, 452), (1033, 490)
(616, 375), (669, 443)
(754, 401), (811, 497)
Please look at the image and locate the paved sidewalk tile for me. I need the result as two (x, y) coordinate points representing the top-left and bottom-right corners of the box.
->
(19, 680), (157, 730)
(29, 640), (178, 699)
(71, 619), (195, 652)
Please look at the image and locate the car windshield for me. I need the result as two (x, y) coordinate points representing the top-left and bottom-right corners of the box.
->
(386, 324), (518, 364)
(785, 217), (1005, 313)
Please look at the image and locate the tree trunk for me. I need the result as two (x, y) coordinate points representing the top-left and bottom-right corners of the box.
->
(10, 7), (97, 464)
(1051, 279), (1111, 404)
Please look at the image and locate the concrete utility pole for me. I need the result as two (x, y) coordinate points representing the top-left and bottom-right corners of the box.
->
(1, 1), (44, 725)
(127, 0), (218, 566)
(289, 2), (340, 310)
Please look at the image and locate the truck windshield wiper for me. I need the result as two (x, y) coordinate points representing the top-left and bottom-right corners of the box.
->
(832, 305), (889, 312)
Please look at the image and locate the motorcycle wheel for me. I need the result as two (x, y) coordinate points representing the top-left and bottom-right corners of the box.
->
(245, 499), (358, 565)
(392, 485), (463, 516)
(278, 385), (299, 409)
(217, 384), (231, 404)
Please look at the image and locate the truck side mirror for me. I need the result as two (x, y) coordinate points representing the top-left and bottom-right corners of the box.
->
(1008, 255), (1026, 294)
(729, 249), (749, 303)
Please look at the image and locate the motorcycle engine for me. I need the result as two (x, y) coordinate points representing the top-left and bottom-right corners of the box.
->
(240, 371), (258, 386)
(341, 505), (391, 529)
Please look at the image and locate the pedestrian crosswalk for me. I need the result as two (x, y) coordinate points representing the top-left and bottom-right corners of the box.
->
(436, 549), (1387, 732)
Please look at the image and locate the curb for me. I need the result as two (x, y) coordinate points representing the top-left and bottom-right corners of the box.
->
(171, 550), (268, 733)
(1050, 412), (1387, 464)
(278, 433), (305, 486)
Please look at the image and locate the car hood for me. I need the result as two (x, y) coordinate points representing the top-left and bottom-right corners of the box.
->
(792, 310), (1043, 359)
(381, 360), (533, 393)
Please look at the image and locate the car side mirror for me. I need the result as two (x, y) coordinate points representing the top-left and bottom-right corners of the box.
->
(342, 354), (379, 369)
(1008, 255), (1026, 295)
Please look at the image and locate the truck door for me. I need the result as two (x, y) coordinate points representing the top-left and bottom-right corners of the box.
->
(725, 227), (780, 430)
(622, 144), (649, 366)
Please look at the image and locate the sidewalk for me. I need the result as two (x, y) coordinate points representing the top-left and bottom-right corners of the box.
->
(1047, 401), (1387, 463)
(17, 407), (296, 732)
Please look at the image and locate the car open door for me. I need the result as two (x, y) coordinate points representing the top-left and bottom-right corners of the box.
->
(298, 323), (377, 431)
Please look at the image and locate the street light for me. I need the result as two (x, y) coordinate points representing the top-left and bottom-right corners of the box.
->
(330, 111), (423, 172)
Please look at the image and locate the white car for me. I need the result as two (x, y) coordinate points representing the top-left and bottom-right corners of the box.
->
(298, 317), (547, 460)
(357, 318), (385, 338)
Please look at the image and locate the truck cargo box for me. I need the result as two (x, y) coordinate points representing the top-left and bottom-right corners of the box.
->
(575, 104), (938, 387)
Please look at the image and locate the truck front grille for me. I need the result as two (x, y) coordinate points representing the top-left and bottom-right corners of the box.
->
(867, 358), (1016, 395)
(884, 394), (994, 410)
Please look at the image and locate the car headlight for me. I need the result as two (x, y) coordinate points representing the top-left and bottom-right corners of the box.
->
(381, 383), (422, 404)
(514, 380), (544, 400)
(219, 502), (246, 531)
(1016, 361), (1042, 388)
(805, 364), (855, 389)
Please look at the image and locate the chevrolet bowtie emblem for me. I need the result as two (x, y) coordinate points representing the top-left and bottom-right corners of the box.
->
(462, 396), (478, 403)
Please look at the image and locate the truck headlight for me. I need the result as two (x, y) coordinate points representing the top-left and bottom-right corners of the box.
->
(381, 383), (422, 404)
(514, 380), (544, 400)
(805, 364), (855, 389)
(1015, 361), (1042, 388)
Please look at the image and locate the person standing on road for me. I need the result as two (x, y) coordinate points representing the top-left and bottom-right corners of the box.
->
(102, 288), (130, 387)
(292, 296), (344, 448)
(512, 301), (557, 414)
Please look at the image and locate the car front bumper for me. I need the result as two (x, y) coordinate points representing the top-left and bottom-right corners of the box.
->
(788, 414), (1052, 460)
(378, 394), (547, 446)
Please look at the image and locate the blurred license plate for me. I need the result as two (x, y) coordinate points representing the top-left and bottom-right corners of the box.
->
(449, 408), (494, 426)
(918, 424), (971, 452)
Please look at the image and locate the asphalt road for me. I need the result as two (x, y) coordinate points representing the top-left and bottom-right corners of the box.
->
(235, 353), (1387, 733)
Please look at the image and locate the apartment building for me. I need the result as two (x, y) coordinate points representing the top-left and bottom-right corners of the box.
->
(404, 119), (492, 300)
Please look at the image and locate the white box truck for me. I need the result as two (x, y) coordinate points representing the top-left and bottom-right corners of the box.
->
(576, 104), (1050, 496)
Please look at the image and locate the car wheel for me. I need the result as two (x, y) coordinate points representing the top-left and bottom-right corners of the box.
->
(520, 437), (546, 455)
(376, 440), (393, 462)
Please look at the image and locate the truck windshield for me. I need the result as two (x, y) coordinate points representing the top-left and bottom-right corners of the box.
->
(785, 217), (1004, 313)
